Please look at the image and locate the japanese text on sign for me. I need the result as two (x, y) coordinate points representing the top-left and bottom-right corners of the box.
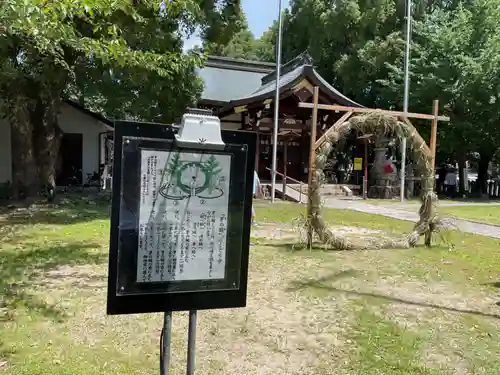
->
(137, 149), (230, 283)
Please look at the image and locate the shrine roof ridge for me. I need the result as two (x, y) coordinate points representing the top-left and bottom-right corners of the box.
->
(217, 64), (364, 113)
(261, 50), (314, 85)
(205, 55), (275, 74)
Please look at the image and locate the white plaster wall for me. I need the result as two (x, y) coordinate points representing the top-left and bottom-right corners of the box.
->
(0, 103), (110, 184)
(57, 104), (110, 182)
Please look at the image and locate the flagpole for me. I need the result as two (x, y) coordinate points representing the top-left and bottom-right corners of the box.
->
(400, 0), (411, 202)
(270, 0), (283, 203)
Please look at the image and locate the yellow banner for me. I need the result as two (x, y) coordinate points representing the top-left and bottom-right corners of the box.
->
(353, 157), (363, 171)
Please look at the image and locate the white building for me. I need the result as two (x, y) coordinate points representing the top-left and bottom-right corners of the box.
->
(0, 100), (113, 186)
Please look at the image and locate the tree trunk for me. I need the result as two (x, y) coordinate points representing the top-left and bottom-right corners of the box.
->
(32, 97), (63, 202)
(9, 96), (39, 200)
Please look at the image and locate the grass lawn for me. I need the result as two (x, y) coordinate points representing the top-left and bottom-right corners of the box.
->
(438, 205), (500, 226)
(1, 196), (500, 375)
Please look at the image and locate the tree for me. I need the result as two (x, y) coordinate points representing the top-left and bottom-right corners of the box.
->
(202, 14), (260, 60)
(0, 0), (242, 200)
(385, 0), (500, 193)
(253, 26), (276, 62)
(258, 0), (500, 195)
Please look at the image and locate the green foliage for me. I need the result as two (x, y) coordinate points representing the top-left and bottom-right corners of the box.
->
(203, 13), (262, 60)
(253, 26), (277, 62)
(0, 0), (242, 199)
(253, 0), (500, 174)
(0, 0), (243, 122)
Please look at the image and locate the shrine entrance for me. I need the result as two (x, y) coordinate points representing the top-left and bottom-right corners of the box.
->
(257, 131), (302, 182)
(216, 52), (364, 197)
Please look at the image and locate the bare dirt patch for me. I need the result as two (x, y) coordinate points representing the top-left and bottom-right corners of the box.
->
(252, 221), (383, 242)
(373, 279), (500, 317)
(36, 265), (105, 298)
(30, 248), (358, 375)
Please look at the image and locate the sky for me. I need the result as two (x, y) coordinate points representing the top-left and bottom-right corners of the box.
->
(244, 0), (290, 38)
(183, 0), (290, 50)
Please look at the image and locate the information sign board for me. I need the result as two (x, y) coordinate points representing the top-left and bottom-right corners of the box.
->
(353, 157), (363, 171)
(106, 119), (256, 315)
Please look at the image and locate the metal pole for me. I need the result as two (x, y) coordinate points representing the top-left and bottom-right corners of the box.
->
(186, 310), (197, 375)
(400, 0), (412, 202)
(270, 0), (283, 203)
(160, 311), (172, 375)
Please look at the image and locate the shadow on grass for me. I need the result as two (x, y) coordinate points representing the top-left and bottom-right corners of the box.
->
(258, 241), (415, 253)
(0, 241), (106, 322)
(288, 272), (500, 319)
(0, 193), (111, 226)
(484, 282), (500, 289)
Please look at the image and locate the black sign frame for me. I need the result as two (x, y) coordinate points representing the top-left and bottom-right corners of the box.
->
(107, 120), (256, 315)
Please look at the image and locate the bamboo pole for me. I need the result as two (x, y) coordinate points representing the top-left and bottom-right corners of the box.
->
(307, 87), (319, 247)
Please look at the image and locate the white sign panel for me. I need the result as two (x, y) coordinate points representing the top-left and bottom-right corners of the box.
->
(137, 149), (231, 283)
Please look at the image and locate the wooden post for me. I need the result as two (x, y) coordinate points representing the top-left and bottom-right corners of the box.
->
(429, 100), (439, 178)
(283, 139), (288, 197)
(364, 141), (368, 200)
(307, 87), (319, 247)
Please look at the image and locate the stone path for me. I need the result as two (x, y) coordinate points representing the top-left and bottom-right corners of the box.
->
(376, 201), (500, 211)
(323, 198), (500, 239)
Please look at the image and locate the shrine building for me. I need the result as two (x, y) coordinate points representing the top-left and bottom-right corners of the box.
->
(197, 52), (364, 187)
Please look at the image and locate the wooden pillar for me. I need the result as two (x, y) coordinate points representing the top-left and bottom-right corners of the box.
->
(307, 87), (319, 247)
(283, 139), (288, 196)
(429, 99), (439, 178)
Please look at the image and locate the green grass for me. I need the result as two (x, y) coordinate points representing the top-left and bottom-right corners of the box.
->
(257, 201), (413, 232)
(1, 197), (500, 374)
(349, 302), (446, 375)
(257, 201), (500, 284)
(439, 205), (500, 225)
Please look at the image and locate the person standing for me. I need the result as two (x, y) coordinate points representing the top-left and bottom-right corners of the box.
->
(445, 167), (457, 198)
(437, 164), (447, 194)
(251, 170), (261, 225)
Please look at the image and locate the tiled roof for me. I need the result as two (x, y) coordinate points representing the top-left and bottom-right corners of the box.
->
(222, 65), (363, 108)
(197, 66), (269, 103)
(198, 53), (363, 109)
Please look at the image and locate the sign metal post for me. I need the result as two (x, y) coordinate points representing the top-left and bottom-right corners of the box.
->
(160, 311), (172, 375)
(107, 109), (255, 375)
(186, 310), (197, 375)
